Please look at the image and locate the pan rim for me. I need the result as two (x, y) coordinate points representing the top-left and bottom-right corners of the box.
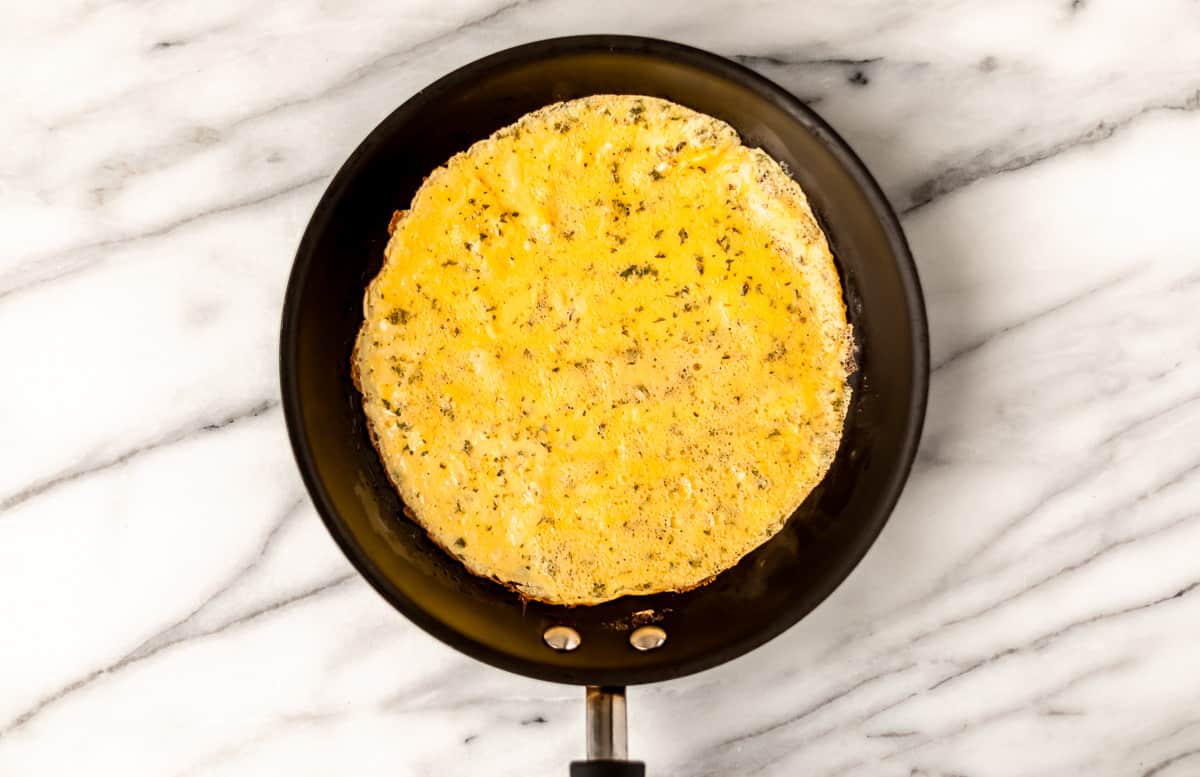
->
(280, 34), (929, 684)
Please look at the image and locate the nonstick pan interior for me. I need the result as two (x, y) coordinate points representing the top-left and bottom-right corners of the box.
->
(281, 36), (928, 686)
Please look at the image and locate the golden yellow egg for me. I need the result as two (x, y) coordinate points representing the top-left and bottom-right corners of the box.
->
(354, 95), (851, 605)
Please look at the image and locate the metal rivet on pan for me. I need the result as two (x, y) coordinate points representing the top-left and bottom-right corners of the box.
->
(629, 625), (667, 651)
(543, 625), (582, 652)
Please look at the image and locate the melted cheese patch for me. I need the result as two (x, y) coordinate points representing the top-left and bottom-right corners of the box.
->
(354, 95), (851, 605)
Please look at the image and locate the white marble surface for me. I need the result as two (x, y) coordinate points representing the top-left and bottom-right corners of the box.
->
(3, 1), (1200, 774)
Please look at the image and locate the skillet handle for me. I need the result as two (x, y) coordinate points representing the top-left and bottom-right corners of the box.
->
(573, 687), (646, 777)
(569, 761), (646, 777)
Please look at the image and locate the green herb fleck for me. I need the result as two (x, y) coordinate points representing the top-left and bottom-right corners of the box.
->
(619, 264), (658, 279)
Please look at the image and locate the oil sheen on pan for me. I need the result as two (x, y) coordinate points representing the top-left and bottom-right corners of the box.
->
(352, 95), (853, 605)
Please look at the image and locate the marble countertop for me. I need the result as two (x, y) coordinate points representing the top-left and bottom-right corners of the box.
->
(3, 1), (1200, 775)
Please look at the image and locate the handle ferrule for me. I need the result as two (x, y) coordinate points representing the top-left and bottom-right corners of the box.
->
(570, 686), (645, 777)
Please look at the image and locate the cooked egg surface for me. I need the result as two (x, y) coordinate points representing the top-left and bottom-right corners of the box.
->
(354, 95), (851, 605)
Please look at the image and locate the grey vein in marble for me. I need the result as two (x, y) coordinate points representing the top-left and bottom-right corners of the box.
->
(0, 177), (325, 301)
(0, 399), (278, 513)
(902, 88), (1200, 214)
(2, 554), (352, 736)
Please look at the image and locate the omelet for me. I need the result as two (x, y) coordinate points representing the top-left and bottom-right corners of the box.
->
(353, 95), (852, 605)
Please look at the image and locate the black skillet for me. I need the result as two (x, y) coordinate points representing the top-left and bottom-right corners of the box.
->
(281, 35), (928, 776)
